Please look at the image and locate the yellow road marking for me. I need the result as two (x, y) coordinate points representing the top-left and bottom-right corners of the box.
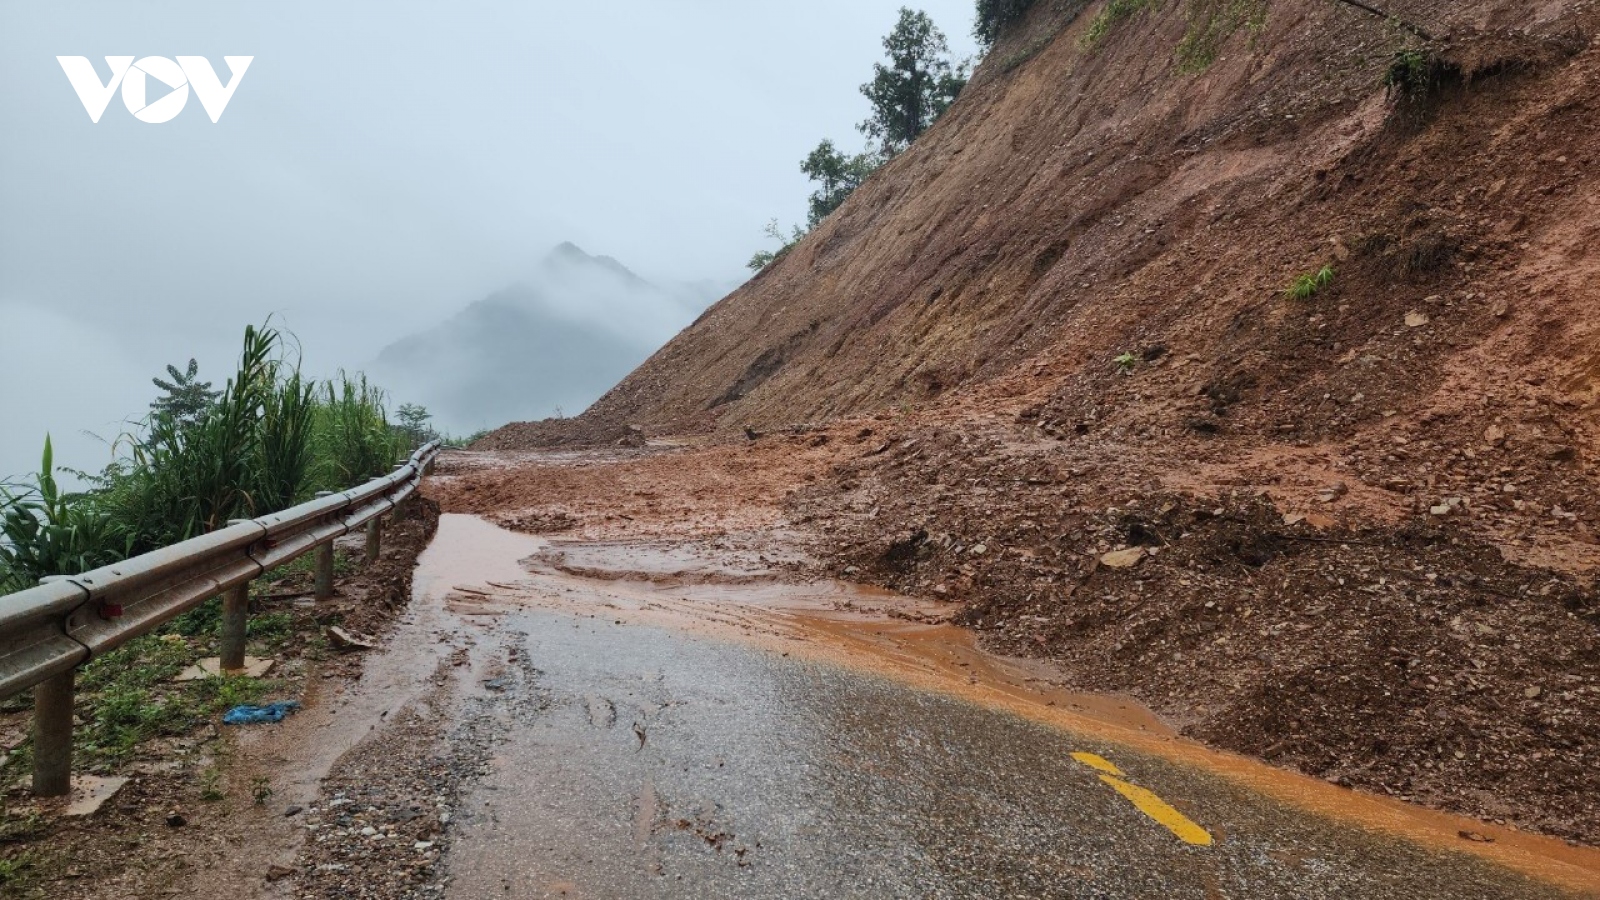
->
(1071, 752), (1126, 777)
(1098, 775), (1214, 846)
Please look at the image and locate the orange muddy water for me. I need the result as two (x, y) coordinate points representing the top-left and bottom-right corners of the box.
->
(412, 514), (1600, 898)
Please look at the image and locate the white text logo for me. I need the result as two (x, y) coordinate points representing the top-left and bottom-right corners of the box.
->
(57, 56), (253, 123)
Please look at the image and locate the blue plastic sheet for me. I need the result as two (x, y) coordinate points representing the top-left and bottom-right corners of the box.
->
(222, 701), (301, 725)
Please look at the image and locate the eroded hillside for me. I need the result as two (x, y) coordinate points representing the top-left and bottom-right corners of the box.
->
(472, 0), (1600, 843)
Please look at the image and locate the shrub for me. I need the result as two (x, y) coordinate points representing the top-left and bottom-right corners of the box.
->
(0, 438), (128, 594)
(1384, 47), (1450, 100)
(975, 0), (1038, 48)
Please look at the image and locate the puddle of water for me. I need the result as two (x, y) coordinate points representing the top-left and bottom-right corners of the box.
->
(417, 514), (547, 594)
(419, 514), (1600, 894)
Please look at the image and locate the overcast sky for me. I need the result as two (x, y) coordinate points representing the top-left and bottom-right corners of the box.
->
(0, 0), (979, 480)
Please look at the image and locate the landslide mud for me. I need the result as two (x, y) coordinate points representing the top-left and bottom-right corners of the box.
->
(412, 512), (1600, 894)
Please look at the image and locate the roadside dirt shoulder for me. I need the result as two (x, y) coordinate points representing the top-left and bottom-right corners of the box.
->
(0, 502), (439, 900)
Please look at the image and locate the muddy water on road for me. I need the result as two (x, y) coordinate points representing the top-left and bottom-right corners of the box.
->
(416, 515), (1599, 898)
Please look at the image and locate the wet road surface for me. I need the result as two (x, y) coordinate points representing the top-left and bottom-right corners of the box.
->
(406, 516), (1599, 899)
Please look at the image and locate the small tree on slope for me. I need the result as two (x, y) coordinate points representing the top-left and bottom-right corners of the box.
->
(859, 8), (969, 158)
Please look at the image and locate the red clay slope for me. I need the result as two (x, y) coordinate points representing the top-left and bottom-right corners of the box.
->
(486, 0), (1597, 455)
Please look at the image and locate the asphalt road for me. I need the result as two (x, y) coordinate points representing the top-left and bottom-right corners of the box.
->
(413, 516), (1593, 899)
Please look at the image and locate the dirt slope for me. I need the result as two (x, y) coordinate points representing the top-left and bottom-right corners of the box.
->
(488, 0), (1598, 452)
(473, 0), (1600, 846)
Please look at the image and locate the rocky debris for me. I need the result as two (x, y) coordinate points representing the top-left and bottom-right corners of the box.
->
(1099, 548), (1145, 569)
(326, 625), (378, 652)
(794, 422), (1600, 844)
(291, 642), (547, 900)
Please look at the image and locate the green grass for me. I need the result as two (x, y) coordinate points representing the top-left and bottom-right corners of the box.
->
(1284, 265), (1336, 300)
(199, 767), (225, 803)
(999, 29), (1060, 72)
(61, 635), (270, 769)
(1175, 0), (1268, 72)
(0, 853), (36, 889)
(1083, 0), (1161, 45)
(171, 597), (222, 638)
(443, 429), (492, 449)
(976, 0), (1039, 49)
(0, 810), (46, 844)
(1384, 47), (1447, 100)
(309, 373), (408, 495)
(247, 612), (295, 650)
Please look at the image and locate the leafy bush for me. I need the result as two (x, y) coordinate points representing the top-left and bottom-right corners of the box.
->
(975, 0), (1038, 48)
(395, 403), (438, 450)
(1383, 47), (1451, 100)
(444, 429), (493, 449)
(748, 220), (807, 273)
(802, 140), (882, 228)
(93, 323), (290, 550)
(0, 439), (129, 594)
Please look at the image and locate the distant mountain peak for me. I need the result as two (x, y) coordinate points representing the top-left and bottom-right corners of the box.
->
(542, 241), (645, 285)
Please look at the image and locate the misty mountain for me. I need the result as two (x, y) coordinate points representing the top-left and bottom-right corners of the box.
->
(371, 244), (724, 436)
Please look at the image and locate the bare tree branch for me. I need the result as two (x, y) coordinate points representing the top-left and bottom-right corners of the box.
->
(1330, 0), (1434, 42)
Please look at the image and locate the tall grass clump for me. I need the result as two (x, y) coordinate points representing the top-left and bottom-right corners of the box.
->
(310, 373), (406, 493)
(0, 439), (128, 595)
(103, 324), (284, 548)
(0, 323), (410, 595)
(255, 368), (317, 514)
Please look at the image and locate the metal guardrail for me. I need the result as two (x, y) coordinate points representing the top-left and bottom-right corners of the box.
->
(0, 440), (441, 796)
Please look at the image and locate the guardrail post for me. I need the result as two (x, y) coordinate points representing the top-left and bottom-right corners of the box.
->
(314, 543), (335, 600)
(390, 499), (406, 525)
(220, 582), (249, 673)
(365, 519), (381, 565)
(33, 671), (74, 797)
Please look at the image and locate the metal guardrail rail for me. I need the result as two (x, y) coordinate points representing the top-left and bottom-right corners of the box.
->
(0, 440), (442, 796)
